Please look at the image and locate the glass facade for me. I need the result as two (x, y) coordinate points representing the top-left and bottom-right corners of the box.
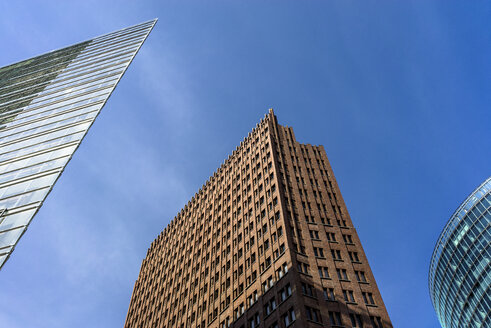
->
(0, 19), (156, 269)
(429, 177), (491, 328)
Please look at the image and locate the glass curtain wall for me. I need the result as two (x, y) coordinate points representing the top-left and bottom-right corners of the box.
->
(429, 177), (491, 328)
(0, 19), (156, 269)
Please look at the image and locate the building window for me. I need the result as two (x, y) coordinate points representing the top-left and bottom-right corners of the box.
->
(309, 230), (320, 239)
(336, 268), (349, 281)
(264, 297), (277, 316)
(282, 308), (296, 326)
(349, 313), (363, 327)
(329, 311), (343, 326)
(247, 291), (258, 306)
(313, 247), (325, 258)
(265, 256), (272, 269)
(305, 306), (322, 323)
(279, 284), (292, 302)
(349, 251), (360, 262)
(248, 312), (260, 328)
(323, 287), (335, 301)
(297, 262), (310, 275)
(276, 262), (288, 279)
(262, 280), (269, 292)
(326, 232), (337, 242)
(355, 270), (367, 282)
(331, 249), (342, 260)
(342, 234), (353, 244)
(362, 292), (375, 305)
(370, 316), (383, 328)
(343, 289), (355, 303)
(220, 316), (232, 328)
(301, 282), (315, 297)
(318, 266), (330, 278)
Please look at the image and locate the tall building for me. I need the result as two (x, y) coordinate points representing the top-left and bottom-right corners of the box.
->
(429, 177), (491, 328)
(126, 110), (393, 328)
(0, 19), (156, 269)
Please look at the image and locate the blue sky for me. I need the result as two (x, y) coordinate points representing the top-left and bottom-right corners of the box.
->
(0, 1), (490, 327)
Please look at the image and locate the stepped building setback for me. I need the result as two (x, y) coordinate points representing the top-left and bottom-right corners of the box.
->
(0, 19), (156, 269)
(126, 110), (393, 328)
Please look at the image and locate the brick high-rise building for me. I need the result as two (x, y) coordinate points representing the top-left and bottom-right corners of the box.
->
(126, 110), (392, 328)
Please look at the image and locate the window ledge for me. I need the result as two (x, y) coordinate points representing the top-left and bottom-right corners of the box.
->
(306, 319), (323, 326)
(273, 250), (286, 264)
(295, 251), (309, 258)
(219, 305), (230, 315)
(302, 294), (318, 300)
(232, 290), (244, 302)
(278, 293), (292, 306)
(264, 307), (277, 319)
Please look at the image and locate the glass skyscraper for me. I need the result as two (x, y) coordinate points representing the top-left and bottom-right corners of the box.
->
(0, 19), (156, 269)
(429, 177), (491, 328)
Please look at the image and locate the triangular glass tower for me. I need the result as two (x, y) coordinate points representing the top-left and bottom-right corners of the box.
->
(0, 19), (157, 269)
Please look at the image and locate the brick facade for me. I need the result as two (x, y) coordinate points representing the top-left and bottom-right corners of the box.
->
(125, 110), (393, 328)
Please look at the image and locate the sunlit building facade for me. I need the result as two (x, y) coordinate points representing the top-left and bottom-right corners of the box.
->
(429, 177), (491, 327)
(0, 19), (156, 269)
(126, 110), (393, 328)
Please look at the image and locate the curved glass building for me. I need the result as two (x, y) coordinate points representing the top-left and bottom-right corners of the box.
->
(429, 177), (491, 328)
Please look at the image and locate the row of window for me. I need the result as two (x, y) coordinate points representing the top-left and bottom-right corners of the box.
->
(222, 284), (293, 328)
(309, 230), (354, 245)
(301, 281), (376, 305)
(308, 230), (354, 245)
(306, 307), (385, 328)
(321, 309), (385, 328)
(297, 261), (368, 283)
